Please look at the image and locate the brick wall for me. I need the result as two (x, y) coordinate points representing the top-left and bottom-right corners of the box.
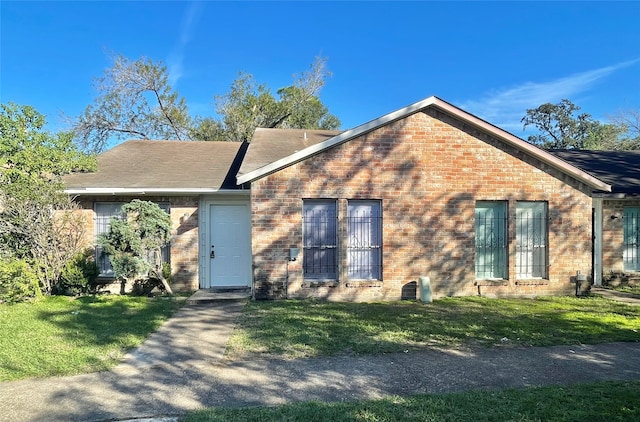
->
(602, 199), (640, 275)
(73, 196), (199, 292)
(251, 109), (594, 301)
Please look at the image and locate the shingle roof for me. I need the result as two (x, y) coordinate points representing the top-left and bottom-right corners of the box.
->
(64, 140), (247, 194)
(237, 128), (343, 179)
(548, 150), (640, 194)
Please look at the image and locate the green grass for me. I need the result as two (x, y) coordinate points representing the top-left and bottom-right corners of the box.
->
(0, 295), (182, 381)
(226, 296), (640, 359)
(606, 285), (640, 296)
(183, 380), (640, 422)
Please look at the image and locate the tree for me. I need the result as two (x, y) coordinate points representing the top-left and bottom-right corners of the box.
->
(75, 54), (341, 147)
(72, 54), (192, 153)
(211, 56), (341, 142)
(0, 103), (96, 296)
(98, 200), (173, 295)
(609, 108), (640, 150)
(521, 99), (633, 150)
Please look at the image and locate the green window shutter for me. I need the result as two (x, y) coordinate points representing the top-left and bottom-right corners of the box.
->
(475, 201), (507, 279)
(624, 207), (640, 271)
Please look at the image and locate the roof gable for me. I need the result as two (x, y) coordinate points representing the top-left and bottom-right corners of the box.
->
(64, 140), (247, 195)
(236, 96), (611, 192)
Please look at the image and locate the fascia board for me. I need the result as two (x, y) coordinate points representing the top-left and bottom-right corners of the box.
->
(64, 188), (246, 195)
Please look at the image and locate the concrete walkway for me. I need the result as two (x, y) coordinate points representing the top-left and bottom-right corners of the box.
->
(1, 295), (640, 422)
(592, 287), (640, 305)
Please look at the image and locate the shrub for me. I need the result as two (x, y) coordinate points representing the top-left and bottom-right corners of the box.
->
(162, 262), (173, 285)
(0, 259), (41, 303)
(54, 250), (99, 296)
(98, 200), (173, 295)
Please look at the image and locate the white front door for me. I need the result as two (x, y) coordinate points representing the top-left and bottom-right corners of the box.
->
(208, 204), (250, 288)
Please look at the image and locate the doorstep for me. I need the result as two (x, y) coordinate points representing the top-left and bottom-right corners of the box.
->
(186, 287), (252, 304)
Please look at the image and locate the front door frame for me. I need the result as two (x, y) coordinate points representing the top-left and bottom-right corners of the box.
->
(199, 193), (252, 290)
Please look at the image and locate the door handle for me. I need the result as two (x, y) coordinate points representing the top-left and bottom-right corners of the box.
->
(210, 245), (215, 259)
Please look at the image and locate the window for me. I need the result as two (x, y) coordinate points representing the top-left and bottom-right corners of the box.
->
(303, 200), (337, 280)
(516, 202), (548, 278)
(347, 200), (382, 280)
(624, 207), (640, 271)
(95, 202), (170, 276)
(475, 201), (508, 279)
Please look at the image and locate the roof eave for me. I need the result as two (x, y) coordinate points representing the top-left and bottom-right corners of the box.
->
(64, 187), (247, 196)
(237, 96), (612, 192)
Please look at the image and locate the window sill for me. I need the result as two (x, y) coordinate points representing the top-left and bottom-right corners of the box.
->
(302, 280), (338, 288)
(474, 279), (508, 287)
(346, 280), (382, 288)
(515, 279), (549, 286)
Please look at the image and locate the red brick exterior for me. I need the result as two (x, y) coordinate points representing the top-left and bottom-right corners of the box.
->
(602, 199), (640, 276)
(74, 196), (200, 292)
(251, 109), (595, 301)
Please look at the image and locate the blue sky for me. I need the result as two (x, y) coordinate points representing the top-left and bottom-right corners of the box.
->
(1, 1), (639, 140)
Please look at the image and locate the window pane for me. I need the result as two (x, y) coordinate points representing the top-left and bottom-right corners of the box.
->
(516, 202), (547, 278)
(624, 207), (640, 271)
(303, 201), (337, 280)
(348, 200), (382, 280)
(95, 203), (124, 275)
(475, 201), (507, 279)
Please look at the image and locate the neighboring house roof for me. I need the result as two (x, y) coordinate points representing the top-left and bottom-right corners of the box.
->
(64, 140), (247, 195)
(548, 150), (640, 196)
(238, 128), (342, 178)
(236, 96), (611, 193)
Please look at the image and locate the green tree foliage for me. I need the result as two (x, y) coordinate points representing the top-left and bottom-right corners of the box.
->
(98, 200), (173, 294)
(521, 99), (632, 150)
(74, 54), (341, 149)
(0, 103), (96, 296)
(211, 56), (341, 142)
(73, 54), (193, 153)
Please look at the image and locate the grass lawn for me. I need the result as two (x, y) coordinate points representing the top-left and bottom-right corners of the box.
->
(226, 295), (640, 359)
(0, 295), (182, 381)
(183, 380), (640, 422)
(606, 285), (640, 296)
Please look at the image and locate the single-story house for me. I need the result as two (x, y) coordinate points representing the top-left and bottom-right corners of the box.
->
(63, 96), (640, 300)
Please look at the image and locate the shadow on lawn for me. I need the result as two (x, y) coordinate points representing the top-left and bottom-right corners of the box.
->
(35, 295), (182, 347)
(230, 297), (640, 358)
(19, 336), (640, 422)
(5, 297), (640, 422)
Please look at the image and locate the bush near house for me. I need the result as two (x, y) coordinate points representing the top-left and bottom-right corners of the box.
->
(53, 249), (100, 296)
(98, 199), (173, 295)
(0, 258), (41, 303)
